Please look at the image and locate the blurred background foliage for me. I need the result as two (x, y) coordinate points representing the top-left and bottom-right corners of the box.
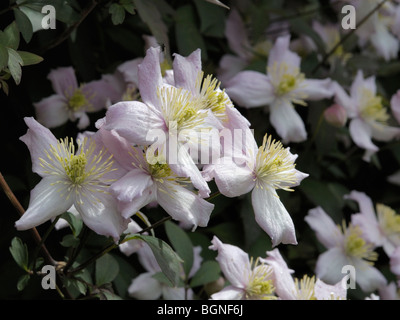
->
(1, 0), (400, 300)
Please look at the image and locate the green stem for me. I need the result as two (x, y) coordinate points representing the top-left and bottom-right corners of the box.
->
(63, 226), (89, 273)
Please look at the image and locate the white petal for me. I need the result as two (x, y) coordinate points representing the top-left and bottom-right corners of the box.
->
(370, 121), (400, 142)
(128, 272), (162, 300)
(352, 259), (387, 292)
(314, 278), (347, 300)
(349, 118), (379, 156)
(210, 286), (244, 300)
(315, 247), (349, 285)
(251, 185), (297, 247)
(33, 94), (69, 128)
(15, 176), (74, 230)
(110, 169), (153, 203)
(294, 78), (333, 101)
(173, 49), (202, 93)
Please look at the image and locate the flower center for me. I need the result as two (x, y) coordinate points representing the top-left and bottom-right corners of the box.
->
(245, 257), (276, 300)
(343, 223), (378, 263)
(149, 162), (172, 180)
(255, 134), (297, 191)
(359, 89), (389, 123)
(294, 275), (316, 300)
(377, 203), (400, 235)
(67, 89), (89, 112)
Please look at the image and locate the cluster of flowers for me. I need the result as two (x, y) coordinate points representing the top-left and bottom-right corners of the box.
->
(14, 2), (400, 300)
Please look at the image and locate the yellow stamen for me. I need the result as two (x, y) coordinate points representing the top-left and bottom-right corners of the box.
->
(294, 275), (316, 300)
(377, 203), (400, 234)
(359, 89), (389, 123)
(245, 257), (276, 300)
(67, 89), (90, 112)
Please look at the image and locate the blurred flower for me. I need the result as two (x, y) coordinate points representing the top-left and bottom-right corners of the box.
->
(34, 67), (121, 130)
(225, 35), (333, 143)
(128, 243), (202, 300)
(204, 130), (308, 246)
(209, 236), (276, 300)
(263, 248), (347, 300)
(324, 103), (348, 127)
(331, 71), (400, 161)
(346, 190), (400, 256)
(305, 206), (387, 292)
(15, 117), (129, 241)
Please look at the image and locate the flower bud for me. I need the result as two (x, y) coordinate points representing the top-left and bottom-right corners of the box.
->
(324, 103), (347, 127)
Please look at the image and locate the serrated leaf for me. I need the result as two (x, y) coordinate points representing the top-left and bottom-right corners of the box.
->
(9, 237), (29, 271)
(135, 234), (183, 287)
(95, 254), (119, 286)
(17, 274), (31, 291)
(165, 221), (193, 276)
(17, 51), (43, 66)
(14, 8), (33, 43)
(109, 3), (126, 25)
(190, 261), (221, 288)
(7, 48), (23, 84)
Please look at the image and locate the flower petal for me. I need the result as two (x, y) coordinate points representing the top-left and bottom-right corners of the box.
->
(110, 169), (153, 203)
(15, 176), (74, 230)
(352, 259), (387, 292)
(209, 236), (250, 289)
(349, 118), (379, 156)
(251, 185), (297, 247)
(210, 286), (244, 300)
(34, 94), (69, 128)
(268, 35), (301, 71)
(315, 247), (349, 285)
(173, 49), (202, 93)
(314, 278), (347, 300)
(269, 99), (307, 143)
(128, 272), (162, 300)
(19, 117), (59, 176)
(47, 66), (78, 97)
(117, 57), (144, 86)
(294, 78), (333, 101)
(225, 9), (252, 60)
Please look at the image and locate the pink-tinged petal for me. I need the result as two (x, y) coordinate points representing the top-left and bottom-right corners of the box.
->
(294, 78), (333, 100)
(349, 118), (379, 157)
(314, 278), (347, 300)
(15, 176), (74, 230)
(315, 247), (349, 285)
(206, 158), (255, 197)
(117, 186), (156, 219)
(389, 247), (400, 277)
(128, 272), (162, 300)
(138, 46), (163, 108)
(269, 99), (307, 143)
(76, 112), (90, 130)
(81, 78), (121, 112)
(268, 35), (301, 71)
(209, 236), (250, 289)
(156, 181), (213, 229)
(370, 24), (399, 61)
(352, 259), (387, 292)
(225, 9), (252, 60)
(390, 89), (400, 124)
(252, 185), (297, 247)
(378, 282), (398, 300)
(103, 101), (164, 146)
(189, 246), (203, 278)
(331, 81), (356, 117)
(223, 104), (251, 131)
(34, 94), (69, 128)
(75, 192), (128, 242)
(19, 117), (59, 176)
(110, 169), (153, 203)
(324, 103), (348, 128)
(225, 71), (274, 108)
(210, 286), (244, 300)
(138, 243), (161, 273)
(351, 71), (376, 105)
(217, 54), (249, 84)
(47, 66), (78, 97)
(169, 145), (211, 198)
(119, 219), (145, 256)
(264, 249), (296, 300)
(173, 49), (202, 93)
(388, 170), (400, 186)
(345, 190), (376, 220)
(305, 207), (343, 249)
(370, 121), (400, 142)
(117, 57), (144, 86)
(351, 213), (383, 247)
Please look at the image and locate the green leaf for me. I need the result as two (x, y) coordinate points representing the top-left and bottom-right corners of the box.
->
(190, 261), (221, 288)
(17, 51), (43, 66)
(95, 254), (119, 286)
(133, 0), (170, 57)
(60, 234), (80, 248)
(174, 4), (207, 60)
(165, 221), (194, 277)
(17, 274), (31, 291)
(193, 0), (226, 38)
(14, 8), (33, 43)
(59, 211), (83, 236)
(7, 48), (23, 85)
(9, 237), (29, 271)
(0, 45), (9, 69)
(109, 4), (126, 25)
(135, 234), (183, 287)
(0, 22), (20, 49)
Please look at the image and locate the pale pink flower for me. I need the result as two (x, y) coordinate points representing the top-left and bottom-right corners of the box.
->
(209, 236), (276, 300)
(15, 117), (129, 241)
(324, 103), (347, 127)
(225, 35), (333, 143)
(34, 67), (121, 129)
(331, 71), (400, 161)
(305, 206), (387, 292)
(346, 190), (400, 256)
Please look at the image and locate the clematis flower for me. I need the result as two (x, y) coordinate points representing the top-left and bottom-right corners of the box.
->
(34, 67), (121, 130)
(263, 248), (347, 300)
(95, 125), (214, 230)
(128, 243), (202, 300)
(100, 47), (225, 198)
(119, 217), (147, 256)
(203, 129), (308, 246)
(225, 34), (333, 143)
(305, 206), (387, 292)
(332, 71), (400, 161)
(209, 236), (276, 300)
(346, 190), (400, 256)
(15, 117), (129, 241)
